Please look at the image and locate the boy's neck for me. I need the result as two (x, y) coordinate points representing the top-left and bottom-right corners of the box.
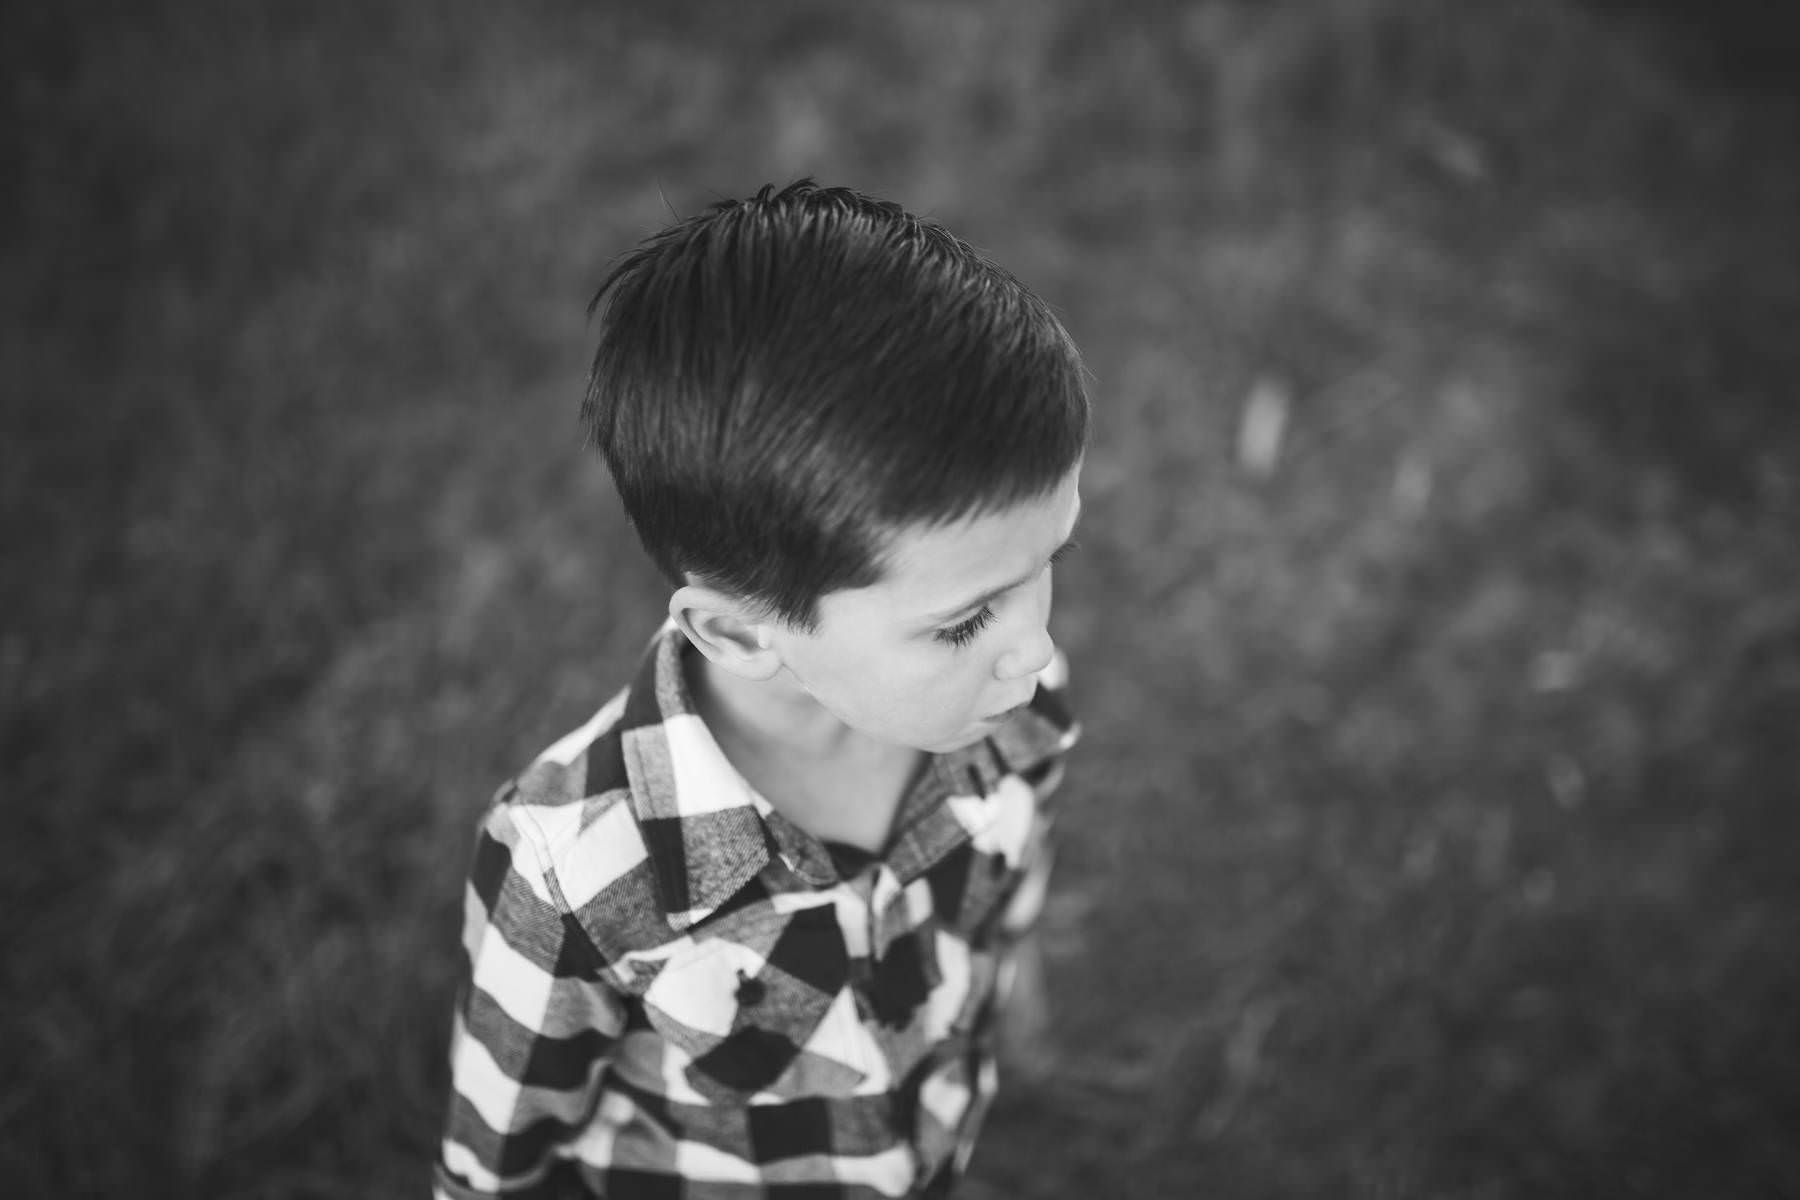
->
(684, 649), (860, 759)
(683, 648), (923, 849)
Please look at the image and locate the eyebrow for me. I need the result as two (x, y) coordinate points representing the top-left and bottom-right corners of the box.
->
(924, 509), (1083, 625)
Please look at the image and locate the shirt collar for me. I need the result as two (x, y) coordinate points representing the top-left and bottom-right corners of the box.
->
(617, 622), (1078, 928)
(614, 622), (778, 929)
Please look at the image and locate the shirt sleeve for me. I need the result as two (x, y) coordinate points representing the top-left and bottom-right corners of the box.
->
(435, 799), (627, 1200)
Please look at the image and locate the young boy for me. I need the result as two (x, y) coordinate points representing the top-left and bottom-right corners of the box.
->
(436, 181), (1087, 1200)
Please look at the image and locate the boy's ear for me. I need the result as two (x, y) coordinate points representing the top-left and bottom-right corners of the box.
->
(669, 584), (784, 681)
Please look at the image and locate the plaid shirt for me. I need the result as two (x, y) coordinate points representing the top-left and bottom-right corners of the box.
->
(436, 622), (1079, 1200)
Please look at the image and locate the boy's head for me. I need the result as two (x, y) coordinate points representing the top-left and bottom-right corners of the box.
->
(582, 180), (1088, 633)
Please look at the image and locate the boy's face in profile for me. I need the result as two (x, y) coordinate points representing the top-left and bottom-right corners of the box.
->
(766, 466), (1083, 754)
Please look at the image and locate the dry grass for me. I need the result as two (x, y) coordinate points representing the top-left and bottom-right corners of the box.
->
(5, 1), (1798, 1196)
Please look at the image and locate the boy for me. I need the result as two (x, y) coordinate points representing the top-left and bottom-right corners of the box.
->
(436, 181), (1087, 1199)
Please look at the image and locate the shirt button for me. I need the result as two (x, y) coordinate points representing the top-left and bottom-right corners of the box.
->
(735, 970), (766, 1007)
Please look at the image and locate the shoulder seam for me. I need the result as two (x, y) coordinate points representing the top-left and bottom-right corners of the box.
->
(533, 686), (631, 769)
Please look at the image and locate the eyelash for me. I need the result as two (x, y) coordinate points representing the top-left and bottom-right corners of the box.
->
(933, 540), (1079, 650)
(936, 605), (996, 649)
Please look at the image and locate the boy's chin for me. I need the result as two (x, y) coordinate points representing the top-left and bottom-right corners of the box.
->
(851, 715), (992, 756)
(920, 725), (993, 754)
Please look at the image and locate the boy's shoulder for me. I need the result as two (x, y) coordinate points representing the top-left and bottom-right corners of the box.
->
(483, 684), (669, 963)
(482, 625), (779, 961)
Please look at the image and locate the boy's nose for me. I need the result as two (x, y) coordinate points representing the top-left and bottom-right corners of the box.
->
(994, 627), (1055, 682)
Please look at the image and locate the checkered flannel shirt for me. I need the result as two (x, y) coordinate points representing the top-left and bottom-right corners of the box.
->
(436, 622), (1079, 1200)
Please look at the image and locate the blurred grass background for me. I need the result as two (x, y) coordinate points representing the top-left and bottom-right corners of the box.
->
(4, 1), (1799, 1196)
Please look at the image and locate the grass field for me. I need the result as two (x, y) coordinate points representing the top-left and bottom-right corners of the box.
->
(5, 1), (1799, 1196)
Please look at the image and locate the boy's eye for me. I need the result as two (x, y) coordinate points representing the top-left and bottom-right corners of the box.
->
(930, 542), (1075, 651)
(935, 604), (996, 650)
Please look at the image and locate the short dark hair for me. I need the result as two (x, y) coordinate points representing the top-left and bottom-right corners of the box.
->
(581, 180), (1089, 630)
